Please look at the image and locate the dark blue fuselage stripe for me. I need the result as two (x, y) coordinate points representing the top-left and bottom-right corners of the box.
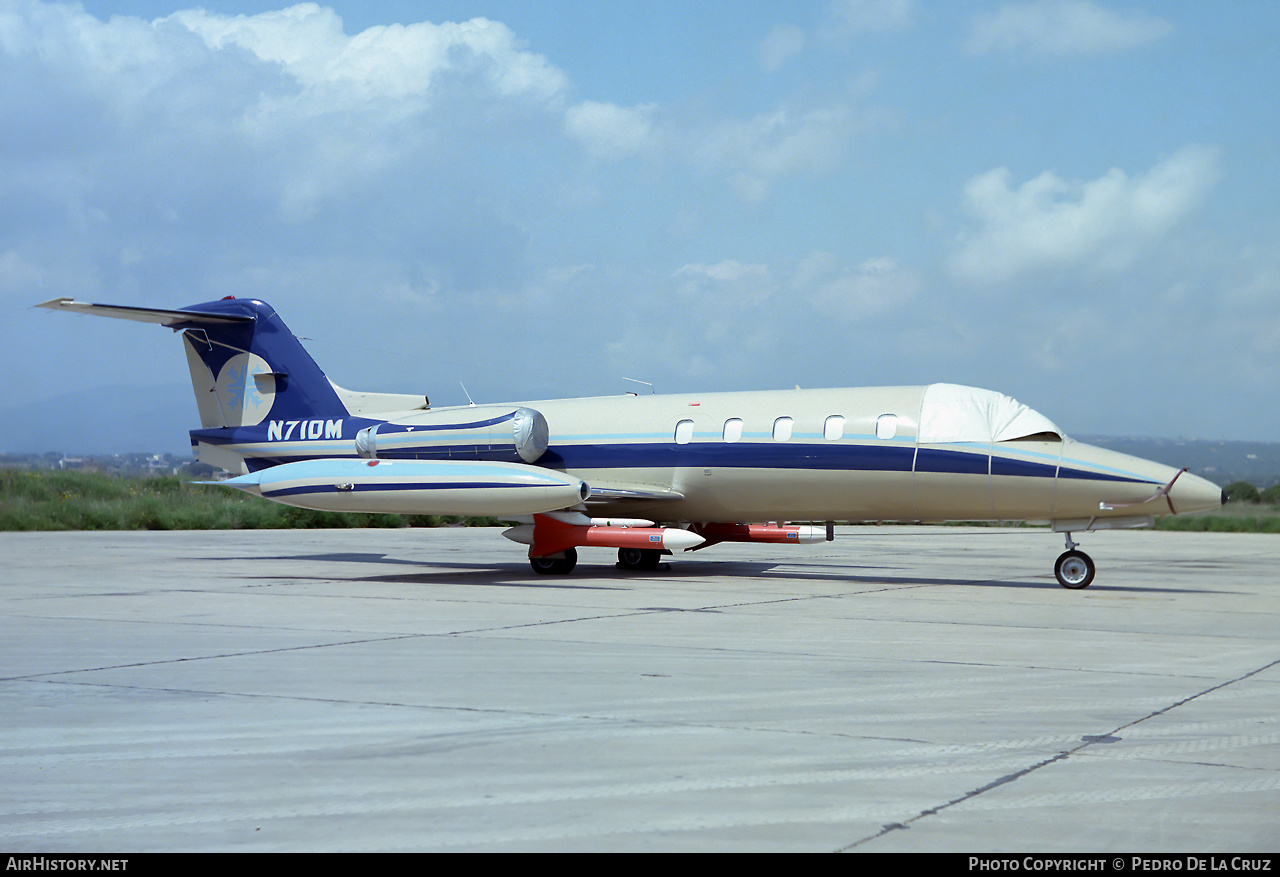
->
(990, 456), (1056, 478)
(540, 442), (919, 472)
(915, 448), (988, 475)
(235, 441), (1151, 485)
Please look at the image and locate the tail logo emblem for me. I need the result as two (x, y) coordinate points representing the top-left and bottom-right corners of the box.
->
(215, 353), (276, 426)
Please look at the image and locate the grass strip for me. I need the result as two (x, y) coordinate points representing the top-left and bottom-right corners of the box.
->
(0, 469), (497, 531)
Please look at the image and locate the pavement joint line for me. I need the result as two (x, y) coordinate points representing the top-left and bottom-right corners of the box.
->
(0, 585), (953, 685)
(836, 655), (1280, 852)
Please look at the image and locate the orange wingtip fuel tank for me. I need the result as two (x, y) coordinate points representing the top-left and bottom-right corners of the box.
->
(503, 513), (705, 558)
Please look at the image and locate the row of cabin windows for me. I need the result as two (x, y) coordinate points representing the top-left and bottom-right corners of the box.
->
(674, 414), (898, 445)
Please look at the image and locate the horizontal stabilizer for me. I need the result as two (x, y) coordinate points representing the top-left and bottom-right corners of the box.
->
(40, 296), (352, 436)
(37, 298), (253, 326)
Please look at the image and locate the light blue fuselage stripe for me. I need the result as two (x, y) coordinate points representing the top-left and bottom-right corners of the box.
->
(264, 481), (561, 499)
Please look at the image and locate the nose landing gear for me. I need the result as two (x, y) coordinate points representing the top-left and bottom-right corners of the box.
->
(1054, 533), (1096, 589)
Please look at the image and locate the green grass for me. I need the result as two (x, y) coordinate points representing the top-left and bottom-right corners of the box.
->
(1153, 504), (1280, 533)
(1147, 478), (1280, 532)
(0, 469), (498, 531)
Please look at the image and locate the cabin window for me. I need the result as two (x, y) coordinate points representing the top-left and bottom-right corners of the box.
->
(723, 418), (743, 443)
(876, 414), (897, 440)
(823, 415), (844, 441)
(675, 419), (694, 445)
(772, 416), (793, 442)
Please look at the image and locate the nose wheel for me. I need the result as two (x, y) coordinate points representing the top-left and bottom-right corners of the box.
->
(1054, 550), (1095, 588)
(1054, 533), (1095, 589)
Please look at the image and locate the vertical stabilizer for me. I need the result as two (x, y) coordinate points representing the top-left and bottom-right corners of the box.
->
(172, 299), (349, 428)
(37, 296), (349, 431)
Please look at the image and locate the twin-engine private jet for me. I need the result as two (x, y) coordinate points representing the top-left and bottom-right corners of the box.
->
(39, 296), (1225, 588)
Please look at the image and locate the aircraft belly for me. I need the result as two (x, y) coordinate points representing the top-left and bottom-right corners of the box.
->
(546, 440), (1157, 524)
(572, 465), (917, 522)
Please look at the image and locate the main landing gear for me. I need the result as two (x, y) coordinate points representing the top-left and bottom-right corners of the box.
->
(531, 546), (667, 574)
(530, 548), (577, 575)
(616, 547), (664, 571)
(1054, 533), (1096, 589)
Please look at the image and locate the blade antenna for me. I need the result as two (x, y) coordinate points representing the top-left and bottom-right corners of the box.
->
(622, 377), (655, 395)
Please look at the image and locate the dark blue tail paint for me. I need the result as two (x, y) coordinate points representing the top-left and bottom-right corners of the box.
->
(174, 298), (349, 425)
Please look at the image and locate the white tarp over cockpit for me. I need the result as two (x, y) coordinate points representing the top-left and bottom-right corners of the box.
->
(918, 383), (1062, 444)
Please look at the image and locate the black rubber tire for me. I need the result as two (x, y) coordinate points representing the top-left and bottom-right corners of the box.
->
(531, 547), (577, 575)
(1054, 549), (1095, 589)
(617, 547), (645, 570)
(617, 547), (662, 571)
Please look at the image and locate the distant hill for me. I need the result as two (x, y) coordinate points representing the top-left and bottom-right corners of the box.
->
(1079, 436), (1280, 489)
(0, 384), (193, 457)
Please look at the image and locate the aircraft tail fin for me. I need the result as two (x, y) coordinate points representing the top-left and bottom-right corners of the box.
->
(37, 297), (349, 429)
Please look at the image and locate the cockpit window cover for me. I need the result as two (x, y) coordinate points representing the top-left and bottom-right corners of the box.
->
(918, 383), (1063, 444)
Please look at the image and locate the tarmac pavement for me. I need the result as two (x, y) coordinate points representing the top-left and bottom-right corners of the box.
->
(1, 526), (1277, 852)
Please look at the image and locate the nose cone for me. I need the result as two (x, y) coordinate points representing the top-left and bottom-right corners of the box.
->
(1055, 440), (1225, 520)
(1168, 469), (1226, 515)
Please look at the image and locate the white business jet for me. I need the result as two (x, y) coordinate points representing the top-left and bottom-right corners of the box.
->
(39, 296), (1225, 588)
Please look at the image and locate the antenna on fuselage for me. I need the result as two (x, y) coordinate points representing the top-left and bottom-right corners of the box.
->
(460, 382), (476, 407)
(622, 377), (655, 395)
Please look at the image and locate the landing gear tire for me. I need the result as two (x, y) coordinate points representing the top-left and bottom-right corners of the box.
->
(1054, 550), (1095, 589)
(617, 547), (662, 571)
(531, 548), (577, 575)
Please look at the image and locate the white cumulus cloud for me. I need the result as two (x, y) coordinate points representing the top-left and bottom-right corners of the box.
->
(949, 145), (1221, 284)
(564, 101), (658, 160)
(673, 259), (774, 308)
(967, 0), (1173, 56)
(692, 106), (856, 202)
(793, 252), (920, 319)
(564, 96), (863, 202)
(823, 0), (917, 39)
(0, 2), (576, 228)
(672, 253), (917, 321)
(674, 260), (771, 284)
(760, 24), (806, 71)
(169, 4), (568, 104)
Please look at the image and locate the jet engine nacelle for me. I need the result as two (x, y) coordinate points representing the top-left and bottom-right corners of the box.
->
(355, 405), (549, 464)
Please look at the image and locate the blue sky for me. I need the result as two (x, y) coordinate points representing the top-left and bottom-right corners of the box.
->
(4, 0), (1278, 454)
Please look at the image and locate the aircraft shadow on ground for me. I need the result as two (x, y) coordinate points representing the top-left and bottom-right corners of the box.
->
(216, 551), (1224, 595)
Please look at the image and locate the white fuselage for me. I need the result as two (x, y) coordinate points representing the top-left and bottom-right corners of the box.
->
(213, 384), (1224, 526)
